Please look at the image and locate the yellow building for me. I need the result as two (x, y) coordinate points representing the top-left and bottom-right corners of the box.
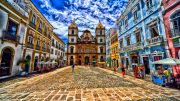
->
(23, 0), (54, 73)
(110, 28), (120, 67)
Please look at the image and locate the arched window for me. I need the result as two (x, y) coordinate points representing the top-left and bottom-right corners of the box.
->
(100, 38), (103, 42)
(100, 56), (104, 62)
(100, 47), (103, 53)
(72, 30), (74, 34)
(70, 46), (74, 53)
(100, 30), (102, 35)
(170, 10), (180, 38)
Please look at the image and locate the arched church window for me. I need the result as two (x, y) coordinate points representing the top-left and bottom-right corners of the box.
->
(72, 30), (74, 35)
(100, 30), (102, 35)
(70, 46), (74, 53)
(100, 47), (103, 53)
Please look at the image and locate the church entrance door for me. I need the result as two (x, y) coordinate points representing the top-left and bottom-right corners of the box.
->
(85, 56), (89, 65)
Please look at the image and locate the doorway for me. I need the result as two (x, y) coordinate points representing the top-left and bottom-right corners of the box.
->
(143, 57), (150, 74)
(70, 56), (74, 65)
(78, 60), (81, 65)
(25, 55), (31, 73)
(85, 56), (89, 65)
(34, 56), (39, 71)
(0, 48), (14, 77)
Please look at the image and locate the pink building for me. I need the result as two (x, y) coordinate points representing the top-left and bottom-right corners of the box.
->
(162, 0), (180, 77)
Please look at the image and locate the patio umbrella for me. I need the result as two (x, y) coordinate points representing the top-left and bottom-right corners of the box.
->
(152, 58), (180, 65)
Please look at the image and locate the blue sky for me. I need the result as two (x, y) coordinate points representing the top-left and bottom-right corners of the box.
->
(32, 0), (128, 43)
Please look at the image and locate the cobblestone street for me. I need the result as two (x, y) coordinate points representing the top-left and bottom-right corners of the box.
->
(0, 66), (180, 101)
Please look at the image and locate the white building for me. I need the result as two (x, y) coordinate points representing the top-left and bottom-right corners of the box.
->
(0, 0), (28, 78)
(51, 33), (66, 67)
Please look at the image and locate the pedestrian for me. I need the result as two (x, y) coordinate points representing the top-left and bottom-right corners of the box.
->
(114, 66), (117, 74)
(121, 64), (126, 77)
(133, 65), (138, 78)
(140, 65), (145, 79)
(72, 64), (75, 73)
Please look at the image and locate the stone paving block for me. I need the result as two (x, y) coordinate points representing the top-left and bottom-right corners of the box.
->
(75, 94), (81, 99)
(52, 94), (61, 100)
(59, 94), (67, 100)
(67, 97), (74, 101)
(44, 95), (54, 101)
(68, 91), (76, 96)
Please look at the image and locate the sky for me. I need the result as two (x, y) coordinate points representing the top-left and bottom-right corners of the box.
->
(32, 0), (128, 43)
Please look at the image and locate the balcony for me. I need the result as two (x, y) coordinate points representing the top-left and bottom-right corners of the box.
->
(124, 45), (132, 52)
(30, 22), (36, 29)
(132, 42), (143, 50)
(2, 30), (18, 42)
(27, 43), (34, 49)
(42, 47), (46, 52)
(171, 27), (180, 38)
(36, 45), (40, 50)
(38, 28), (42, 33)
(5, 0), (28, 17)
(147, 35), (163, 45)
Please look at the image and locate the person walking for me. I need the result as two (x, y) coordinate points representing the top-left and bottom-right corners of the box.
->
(121, 64), (126, 77)
(72, 64), (75, 73)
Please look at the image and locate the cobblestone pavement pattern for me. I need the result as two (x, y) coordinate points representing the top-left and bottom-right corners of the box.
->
(0, 66), (179, 101)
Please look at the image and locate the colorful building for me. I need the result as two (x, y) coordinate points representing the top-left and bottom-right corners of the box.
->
(116, 0), (168, 74)
(0, 0), (28, 78)
(162, 0), (180, 77)
(110, 28), (120, 68)
(67, 21), (106, 66)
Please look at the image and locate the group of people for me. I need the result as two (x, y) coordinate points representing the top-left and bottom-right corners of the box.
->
(133, 65), (145, 78)
(113, 64), (145, 78)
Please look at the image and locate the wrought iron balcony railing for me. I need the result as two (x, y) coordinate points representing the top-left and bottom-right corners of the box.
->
(147, 35), (163, 45)
(171, 27), (180, 38)
(30, 22), (36, 29)
(27, 43), (34, 49)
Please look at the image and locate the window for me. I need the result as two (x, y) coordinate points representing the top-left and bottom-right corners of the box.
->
(100, 38), (103, 42)
(51, 49), (54, 54)
(79, 56), (81, 58)
(133, 10), (138, 20)
(126, 36), (130, 45)
(28, 35), (33, 44)
(37, 38), (40, 46)
(100, 30), (102, 35)
(125, 18), (128, 28)
(6, 20), (18, 41)
(146, 0), (153, 9)
(55, 50), (57, 55)
(52, 39), (55, 46)
(119, 39), (123, 48)
(100, 47), (103, 53)
(170, 11), (180, 37)
(72, 30), (74, 34)
(135, 31), (141, 43)
(70, 46), (74, 53)
(71, 38), (74, 42)
(149, 23), (159, 38)
(39, 21), (42, 29)
(43, 41), (46, 49)
(32, 14), (36, 24)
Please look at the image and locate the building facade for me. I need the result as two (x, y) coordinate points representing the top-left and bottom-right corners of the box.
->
(117, 0), (168, 74)
(23, 0), (54, 73)
(105, 29), (111, 67)
(0, 0), (28, 78)
(110, 28), (120, 68)
(67, 21), (106, 66)
(162, 0), (180, 77)
(51, 33), (65, 67)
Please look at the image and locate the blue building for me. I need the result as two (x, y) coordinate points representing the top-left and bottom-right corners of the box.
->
(116, 0), (169, 74)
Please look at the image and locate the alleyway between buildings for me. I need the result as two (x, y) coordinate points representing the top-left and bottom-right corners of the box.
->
(0, 66), (179, 101)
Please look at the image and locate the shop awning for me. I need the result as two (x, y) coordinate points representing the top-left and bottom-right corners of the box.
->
(98, 62), (106, 64)
(152, 58), (180, 65)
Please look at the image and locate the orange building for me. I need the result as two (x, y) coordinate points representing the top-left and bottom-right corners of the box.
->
(67, 21), (106, 66)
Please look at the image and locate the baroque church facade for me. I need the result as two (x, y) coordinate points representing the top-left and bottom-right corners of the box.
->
(67, 21), (106, 66)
